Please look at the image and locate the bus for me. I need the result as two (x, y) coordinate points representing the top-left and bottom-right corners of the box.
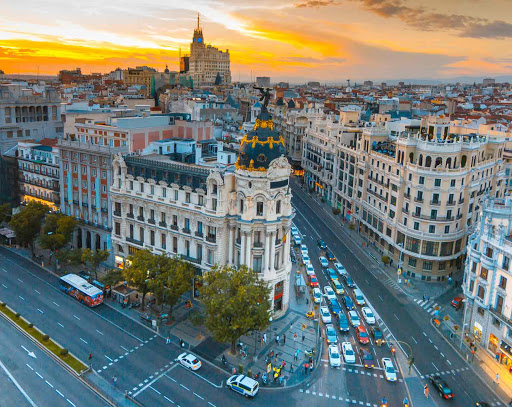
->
(59, 274), (104, 307)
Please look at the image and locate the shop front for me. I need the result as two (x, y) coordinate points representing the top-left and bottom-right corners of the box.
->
(500, 340), (512, 368)
(474, 321), (483, 342)
(488, 333), (500, 361)
(274, 281), (284, 312)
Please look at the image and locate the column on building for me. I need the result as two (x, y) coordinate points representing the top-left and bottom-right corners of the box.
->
(245, 230), (252, 268)
(228, 226), (234, 265)
(269, 231), (276, 272)
(240, 232), (246, 266)
(264, 230), (271, 272)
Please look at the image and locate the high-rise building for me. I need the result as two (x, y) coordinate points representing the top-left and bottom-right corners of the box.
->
(256, 77), (271, 87)
(186, 15), (231, 86)
(0, 83), (63, 153)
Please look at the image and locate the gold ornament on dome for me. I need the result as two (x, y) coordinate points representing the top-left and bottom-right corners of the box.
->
(240, 134), (285, 150)
(235, 156), (267, 172)
(254, 118), (274, 131)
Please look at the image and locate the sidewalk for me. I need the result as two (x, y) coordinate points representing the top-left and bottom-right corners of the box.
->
(290, 177), (456, 302)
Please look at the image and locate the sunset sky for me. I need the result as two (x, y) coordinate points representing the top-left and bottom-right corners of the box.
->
(1, 0), (512, 82)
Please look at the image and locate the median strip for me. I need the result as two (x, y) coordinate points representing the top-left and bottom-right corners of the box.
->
(0, 301), (87, 374)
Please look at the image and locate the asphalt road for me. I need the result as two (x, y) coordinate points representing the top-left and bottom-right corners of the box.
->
(0, 311), (106, 407)
(290, 178), (504, 406)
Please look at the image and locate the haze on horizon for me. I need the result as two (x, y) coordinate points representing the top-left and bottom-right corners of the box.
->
(1, 0), (512, 82)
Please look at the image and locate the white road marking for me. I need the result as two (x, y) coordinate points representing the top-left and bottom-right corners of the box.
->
(34, 290), (40, 294)
(17, 278), (23, 283)
(120, 345), (129, 352)
(133, 363), (178, 397)
(57, 322), (64, 328)
(0, 360), (38, 407)
(432, 362), (439, 371)
(164, 396), (175, 404)
(208, 403), (216, 407)
(36, 372), (43, 379)
(53, 302), (59, 307)
(149, 386), (161, 394)
(56, 389), (65, 397)
(80, 338), (88, 344)
(194, 392), (204, 400)
(37, 309), (43, 314)
(423, 332), (427, 337)
(1, 283), (7, 288)
(180, 384), (190, 391)
(428, 339), (433, 343)
(19, 295), (25, 300)
(378, 295), (383, 301)
(105, 355), (113, 362)
(411, 336), (418, 344)
(26, 364), (33, 370)
(440, 353), (445, 358)
(2, 268), (6, 272)
(73, 315), (80, 320)
(394, 314), (399, 320)
(434, 345), (439, 350)
(447, 360), (452, 366)
(96, 330), (104, 336)
(165, 374), (177, 382)
(66, 399), (76, 407)
(175, 364), (224, 388)
(45, 380), (53, 388)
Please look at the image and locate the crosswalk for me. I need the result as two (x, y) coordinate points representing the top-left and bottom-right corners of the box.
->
(383, 278), (401, 292)
(413, 298), (441, 316)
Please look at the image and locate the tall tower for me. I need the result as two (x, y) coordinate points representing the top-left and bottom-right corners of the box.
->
(192, 13), (204, 48)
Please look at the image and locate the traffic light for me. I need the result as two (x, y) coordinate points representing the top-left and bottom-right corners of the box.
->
(391, 347), (396, 355)
(408, 356), (414, 366)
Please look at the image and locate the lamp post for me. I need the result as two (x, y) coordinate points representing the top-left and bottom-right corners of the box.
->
(460, 298), (469, 349)
(268, 316), (273, 345)
(397, 243), (404, 283)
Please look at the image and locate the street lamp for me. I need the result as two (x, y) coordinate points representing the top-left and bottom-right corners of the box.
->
(460, 298), (469, 349)
(268, 316), (273, 345)
(397, 243), (404, 283)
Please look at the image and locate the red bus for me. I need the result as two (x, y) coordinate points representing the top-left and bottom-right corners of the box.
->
(59, 274), (104, 307)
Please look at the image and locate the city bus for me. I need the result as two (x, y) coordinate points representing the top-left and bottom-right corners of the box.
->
(58, 274), (104, 307)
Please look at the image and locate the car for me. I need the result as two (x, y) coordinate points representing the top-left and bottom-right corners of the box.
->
(362, 307), (376, 324)
(331, 280), (344, 295)
(328, 268), (338, 282)
(227, 374), (259, 397)
(300, 244), (309, 256)
(451, 296), (463, 310)
(337, 312), (350, 332)
(290, 250), (297, 263)
(293, 234), (302, 246)
(475, 403), (491, 407)
(177, 352), (202, 371)
(328, 299), (342, 315)
(325, 324), (338, 344)
(302, 253), (311, 266)
(341, 342), (355, 364)
(312, 287), (322, 303)
(358, 348), (375, 368)
(326, 249), (336, 262)
(324, 286), (336, 302)
(430, 375), (454, 399)
(348, 310), (360, 327)
(369, 326), (384, 343)
(317, 239), (327, 250)
(382, 358), (397, 382)
(319, 256), (329, 268)
(343, 275), (356, 288)
(309, 274), (319, 288)
(355, 325), (369, 344)
(352, 288), (365, 306)
(305, 263), (315, 276)
(320, 306), (332, 323)
(343, 295), (354, 310)
(334, 262), (347, 276)
(291, 226), (298, 235)
(328, 344), (341, 367)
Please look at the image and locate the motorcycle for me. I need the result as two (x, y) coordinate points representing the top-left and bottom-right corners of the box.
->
(261, 373), (268, 386)
(306, 311), (315, 319)
(305, 348), (316, 358)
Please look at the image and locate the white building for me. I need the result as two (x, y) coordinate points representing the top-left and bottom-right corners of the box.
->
(463, 197), (512, 366)
(110, 108), (293, 316)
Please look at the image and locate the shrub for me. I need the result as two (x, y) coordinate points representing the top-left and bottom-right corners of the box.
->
(15, 312), (20, 318)
(59, 348), (69, 356)
(309, 188), (314, 194)
(381, 255), (390, 265)
(28, 323), (34, 328)
(247, 369), (252, 378)
(321, 198), (325, 203)
(0, 302), (5, 307)
(42, 334), (50, 341)
(238, 364), (244, 374)
(332, 208), (341, 215)
(348, 223), (355, 230)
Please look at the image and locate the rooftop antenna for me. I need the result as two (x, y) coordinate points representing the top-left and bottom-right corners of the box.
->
(347, 79), (351, 87)
(197, 13), (200, 30)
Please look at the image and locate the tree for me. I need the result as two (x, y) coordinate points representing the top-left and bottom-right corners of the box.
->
(9, 202), (49, 255)
(39, 214), (77, 255)
(101, 269), (124, 288)
(215, 72), (222, 85)
(381, 255), (390, 266)
(0, 203), (11, 224)
(199, 264), (272, 354)
(82, 249), (109, 280)
(122, 249), (157, 311)
(189, 310), (205, 340)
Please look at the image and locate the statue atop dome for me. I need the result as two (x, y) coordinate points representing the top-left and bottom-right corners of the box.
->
(254, 86), (272, 109)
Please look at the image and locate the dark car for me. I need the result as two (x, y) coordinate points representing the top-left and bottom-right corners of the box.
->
(337, 312), (350, 332)
(475, 403), (491, 407)
(317, 239), (327, 250)
(343, 275), (356, 288)
(343, 295), (355, 310)
(430, 375), (454, 400)
(358, 348), (375, 368)
(451, 297), (463, 310)
(326, 249), (336, 262)
(328, 299), (342, 315)
(369, 326), (385, 343)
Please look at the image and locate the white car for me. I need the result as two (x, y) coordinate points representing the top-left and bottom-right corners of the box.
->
(177, 352), (202, 371)
(334, 262), (347, 276)
(328, 344), (341, 367)
(319, 256), (329, 268)
(306, 263), (315, 276)
(291, 226), (298, 235)
(341, 342), (356, 364)
(382, 358), (397, 382)
(362, 307), (376, 325)
(323, 286), (336, 302)
(313, 287), (322, 303)
(302, 254), (311, 266)
(320, 306), (332, 324)
(300, 244), (309, 256)
(293, 234), (302, 246)
(348, 310), (360, 327)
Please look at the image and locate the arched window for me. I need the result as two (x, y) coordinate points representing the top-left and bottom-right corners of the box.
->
(409, 152), (414, 164)
(419, 154), (423, 166)
(453, 157), (457, 168)
(445, 157), (452, 169)
(461, 155), (467, 167)
(425, 156), (432, 168)
(435, 157), (442, 168)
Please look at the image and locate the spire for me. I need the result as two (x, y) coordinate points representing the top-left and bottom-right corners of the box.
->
(197, 13), (200, 30)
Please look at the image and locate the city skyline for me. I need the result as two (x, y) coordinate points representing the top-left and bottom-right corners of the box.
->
(1, 0), (512, 82)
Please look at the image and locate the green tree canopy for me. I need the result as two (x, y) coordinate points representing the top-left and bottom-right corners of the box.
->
(122, 249), (157, 310)
(101, 269), (124, 288)
(0, 203), (12, 224)
(39, 214), (77, 253)
(82, 248), (109, 280)
(9, 202), (49, 254)
(199, 264), (272, 354)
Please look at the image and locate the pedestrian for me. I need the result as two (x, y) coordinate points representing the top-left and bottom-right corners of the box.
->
(276, 335), (280, 345)
(290, 362), (294, 372)
(270, 350), (274, 359)
(422, 294), (425, 301)
(265, 355), (269, 364)
(310, 362), (313, 373)
(309, 356), (313, 364)
(263, 333), (267, 344)
(306, 297), (309, 305)
(426, 295), (430, 302)
(302, 334), (305, 342)
(166, 334), (171, 344)
(304, 364), (308, 374)
(273, 371), (278, 382)
(113, 376), (118, 388)
(275, 352), (279, 362)
(495, 373), (500, 384)
(294, 333), (297, 342)
(260, 337), (264, 347)
(281, 360), (286, 369)
(283, 334), (286, 345)
(290, 323), (293, 331)
(295, 349), (299, 361)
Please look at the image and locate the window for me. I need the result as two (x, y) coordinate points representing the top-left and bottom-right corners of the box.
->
(82, 180), (87, 188)
(129, 224), (134, 239)
(423, 261), (433, 271)
(477, 285), (485, 300)
(140, 183), (144, 193)
(450, 179), (455, 187)
(73, 165), (77, 173)
(419, 176), (425, 185)
(408, 258), (417, 267)
(161, 233), (166, 249)
(173, 237), (178, 253)
(174, 190), (179, 201)
(253, 256), (262, 273)
(186, 192), (191, 203)
(276, 200), (281, 214)
(173, 215), (178, 227)
(430, 209), (437, 220)
(422, 241), (439, 256)
(162, 188), (167, 198)
(499, 276), (507, 290)
(101, 170), (106, 179)
(504, 256), (510, 270)
(438, 262), (446, 271)
(198, 195), (204, 206)
(414, 222), (419, 231)
(102, 185), (106, 193)
(82, 166), (87, 175)
(429, 225), (436, 234)
(257, 202), (264, 216)
(481, 267), (488, 280)
(150, 230), (155, 246)
(444, 225), (450, 234)
(139, 227), (144, 242)
(115, 222), (120, 235)
(486, 247), (494, 258)
(150, 185), (155, 195)
(386, 227), (392, 237)
(434, 178), (441, 187)
(212, 198), (217, 211)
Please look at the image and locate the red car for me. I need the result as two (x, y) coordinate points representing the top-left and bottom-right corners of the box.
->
(309, 274), (319, 288)
(451, 297), (463, 310)
(356, 326), (370, 345)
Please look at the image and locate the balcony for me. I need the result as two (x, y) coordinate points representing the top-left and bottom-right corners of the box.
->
(82, 202), (88, 207)
(101, 207), (108, 213)
(127, 213), (134, 219)
(195, 231), (203, 238)
(181, 255), (201, 265)
(126, 237), (143, 246)
(446, 200), (456, 206)
(159, 221), (167, 228)
(206, 235), (217, 243)
(456, 214), (463, 220)
(404, 193), (411, 199)
(402, 208), (409, 214)
(430, 200), (440, 206)
(275, 239), (282, 245)
(114, 210), (121, 217)
(137, 216), (144, 221)
(459, 198), (465, 204)
(171, 225), (178, 231)
(414, 197), (424, 203)
(148, 218), (156, 225)
(182, 228), (191, 234)
(254, 242), (263, 248)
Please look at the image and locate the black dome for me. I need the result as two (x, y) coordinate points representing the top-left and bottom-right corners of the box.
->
(237, 108), (286, 172)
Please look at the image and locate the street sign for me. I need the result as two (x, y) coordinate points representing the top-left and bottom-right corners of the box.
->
(267, 363), (271, 373)
(397, 268), (402, 275)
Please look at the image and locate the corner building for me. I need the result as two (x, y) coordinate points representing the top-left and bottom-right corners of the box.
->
(111, 108), (293, 317)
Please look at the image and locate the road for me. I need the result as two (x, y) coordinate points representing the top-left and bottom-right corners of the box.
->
(0, 310), (106, 407)
(290, 177), (503, 406)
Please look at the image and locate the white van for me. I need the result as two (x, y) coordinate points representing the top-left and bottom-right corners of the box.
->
(293, 234), (302, 246)
(227, 374), (259, 397)
(352, 288), (365, 306)
(313, 287), (322, 303)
